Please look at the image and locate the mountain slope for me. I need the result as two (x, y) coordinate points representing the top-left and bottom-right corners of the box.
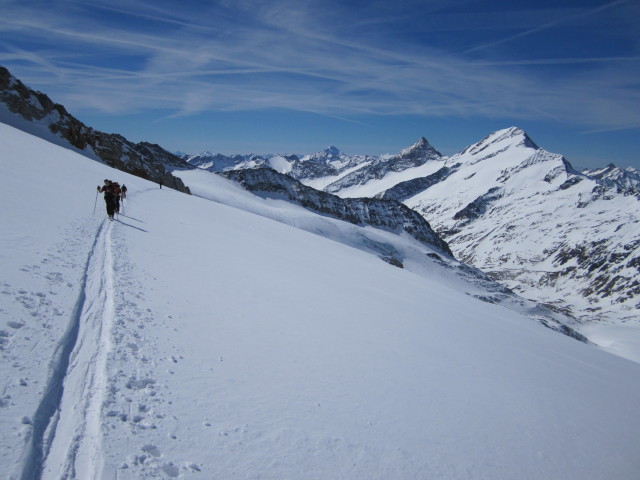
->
(253, 127), (638, 356)
(400, 128), (640, 326)
(218, 167), (454, 258)
(3, 122), (640, 479)
(0, 65), (192, 193)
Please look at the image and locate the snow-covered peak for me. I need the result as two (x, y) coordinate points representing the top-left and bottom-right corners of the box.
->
(266, 154), (293, 174)
(323, 145), (342, 157)
(399, 128), (640, 327)
(462, 127), (539, 159)
(302, 145), (345, 162)
(196, 150), (215, 158)
(583, 163), (640, 193)
(585, 163), (637, 178)
(399, 137), (441, 159)
(492, 126), (538, 148)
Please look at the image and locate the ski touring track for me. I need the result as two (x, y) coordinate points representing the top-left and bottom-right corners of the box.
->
(20, 217), (116, 480)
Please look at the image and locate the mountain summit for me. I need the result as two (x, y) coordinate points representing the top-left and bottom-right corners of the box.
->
(322, 145), (342, 157)
(400, 136), (442, 159)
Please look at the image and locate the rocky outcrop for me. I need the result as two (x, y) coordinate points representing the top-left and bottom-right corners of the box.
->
(0, 66), (192, 193)
(377, 164), (460, 202)
(220, 168), (453, 257)
(453, 187), (504, 223)
(583, 164), (640, 197)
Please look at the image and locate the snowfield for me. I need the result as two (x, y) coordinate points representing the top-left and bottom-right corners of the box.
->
(2, 123), (640, 479)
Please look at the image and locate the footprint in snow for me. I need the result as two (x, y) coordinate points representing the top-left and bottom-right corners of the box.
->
(125, 378), (156, 390)
(141, 444), (161, 457)
(161, 462), (180, 477)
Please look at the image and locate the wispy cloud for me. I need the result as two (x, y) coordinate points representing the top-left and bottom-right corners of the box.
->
(464, 0), (630, 54)
(1, 0), (638, 133)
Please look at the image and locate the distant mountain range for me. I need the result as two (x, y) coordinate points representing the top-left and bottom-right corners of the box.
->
(182, 130), (640, 325)
(1, 64), (638, 329)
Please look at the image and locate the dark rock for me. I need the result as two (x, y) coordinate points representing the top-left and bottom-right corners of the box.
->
(0, 66), (192, 193)
(220, 168), (454, 257)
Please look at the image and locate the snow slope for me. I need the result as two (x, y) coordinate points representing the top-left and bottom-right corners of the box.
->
(2, 123), (640, 479)
(401, 128), (640, 327)
(285, 127), (639, 359)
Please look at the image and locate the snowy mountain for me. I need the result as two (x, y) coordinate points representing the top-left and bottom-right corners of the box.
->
(181, 138), (443, 198)
(582, 163), (640, 194)
(183, 151), (271, 172)
(323, 137), (443, 195)
(181, 145), (378, 190)
(290, 146), (374, 187)
(179, 130), (639, 352)
(0, 66), (192, 193)
(3, 122), (640, 479)
(201, 128), (640, 342)
(198, 127), (634, 347)
(398, 128), (640, 327)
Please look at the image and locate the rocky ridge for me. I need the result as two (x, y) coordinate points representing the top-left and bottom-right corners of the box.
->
(0, 66), (192, 193)
(220, 167), (453, 260)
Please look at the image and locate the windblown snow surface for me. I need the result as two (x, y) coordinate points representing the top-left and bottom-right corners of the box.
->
(1, 123), (640, 480)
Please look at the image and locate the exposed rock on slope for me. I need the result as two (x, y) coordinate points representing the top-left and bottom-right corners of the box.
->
(220, 167), (453, 258)
(0, 66), (191, 193)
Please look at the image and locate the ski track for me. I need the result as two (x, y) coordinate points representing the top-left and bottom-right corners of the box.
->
(16, 195), (181, 480)
(20, 218), (115, 480)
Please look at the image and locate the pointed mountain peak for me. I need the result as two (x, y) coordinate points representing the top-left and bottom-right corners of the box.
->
(491, 127), (539, 149)
(399, 137), (441, 159)
(196, 150), (215, 157)
(463, 127), (539, 157)
(304, 145), (344, 161)
(324, 146), (342, 156)
(410, 137), (430, 149)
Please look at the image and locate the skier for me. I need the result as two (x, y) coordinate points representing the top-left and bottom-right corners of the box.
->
(111, 182), (122, 214)
(119, 184), (127, 214)
(97, 179), (118, 220)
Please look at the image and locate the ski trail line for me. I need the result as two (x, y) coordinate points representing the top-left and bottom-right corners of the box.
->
(19, 219), (116, 480)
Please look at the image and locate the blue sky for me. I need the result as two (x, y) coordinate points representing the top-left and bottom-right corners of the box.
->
(1, 0), (639, 169)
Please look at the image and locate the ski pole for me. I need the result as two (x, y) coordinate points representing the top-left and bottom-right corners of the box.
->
(93, 189), (99, 214)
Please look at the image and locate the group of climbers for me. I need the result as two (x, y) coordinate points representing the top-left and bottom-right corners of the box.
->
(97, 179), (127, 220)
